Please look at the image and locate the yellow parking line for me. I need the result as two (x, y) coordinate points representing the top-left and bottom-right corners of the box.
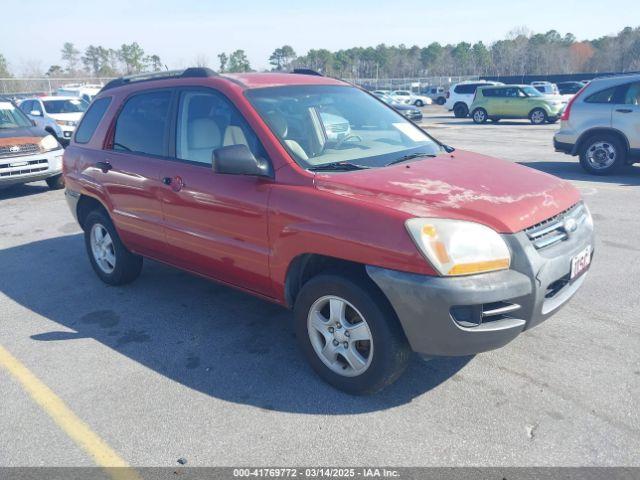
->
(0, 344), (140, 480)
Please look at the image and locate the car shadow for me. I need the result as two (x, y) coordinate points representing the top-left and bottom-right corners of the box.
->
(519, 160), (640, 186)
(0, 182), (50, 200)
(0, 234), (472, 414)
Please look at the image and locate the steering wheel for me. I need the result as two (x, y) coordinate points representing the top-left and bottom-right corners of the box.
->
(334, 133), (362, 149)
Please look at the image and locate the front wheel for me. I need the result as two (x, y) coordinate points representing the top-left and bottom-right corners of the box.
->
(84, 210), (143, 285)
(529, 108), (548, 125)
(436, 97), (446, 105)
(579, 134), (626, 175)
(472, 108), (488, 124)
(45, 174), (64, 190)
(294, 273), (411, 395)
(414, 100), (424, 107)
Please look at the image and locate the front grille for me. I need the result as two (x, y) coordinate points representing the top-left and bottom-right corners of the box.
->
(0, 143), (40, 158)
(525, 202), (588, 250)
(451, 301), (522, 327)
(0, 158), (48, 177)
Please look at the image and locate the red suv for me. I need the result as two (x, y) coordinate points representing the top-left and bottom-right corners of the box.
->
(63, 68), (594, 394)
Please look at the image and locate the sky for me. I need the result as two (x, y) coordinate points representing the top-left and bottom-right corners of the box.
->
(2, 0), (639, 74)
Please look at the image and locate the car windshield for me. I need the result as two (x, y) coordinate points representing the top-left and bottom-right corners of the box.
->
(246, 85), (442, 169)
(43, 98), (89, 114)
(0, 101), (32, 129)
(522, 86), (543, 97)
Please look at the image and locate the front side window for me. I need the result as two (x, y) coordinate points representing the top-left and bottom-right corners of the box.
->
(623, 82), (640, 105)
(246, 85), (442, 169)
(43, 98), (88, 114)
(176, 90), (265, 165)
(0, 100), (32, 128)
(113, 90), (171, 156)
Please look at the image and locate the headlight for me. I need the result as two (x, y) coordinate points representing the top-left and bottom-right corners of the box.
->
(40, 134), (61, 152)
(405, 218), (511, 276)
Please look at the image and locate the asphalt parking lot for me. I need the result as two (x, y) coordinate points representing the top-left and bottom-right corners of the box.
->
(1, 105), (639, 468)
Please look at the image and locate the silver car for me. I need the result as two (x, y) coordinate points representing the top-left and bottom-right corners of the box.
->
(554, 73), (640, 174)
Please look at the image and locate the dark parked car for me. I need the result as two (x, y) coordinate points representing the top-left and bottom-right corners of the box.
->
(557, 81), (586, 95)
(373, 93), (423, 121)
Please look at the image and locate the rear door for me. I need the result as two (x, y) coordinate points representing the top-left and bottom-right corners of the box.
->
(99, 89), (173, 257)
(612, 81), (640, 151)
(158, 87), (273, 296)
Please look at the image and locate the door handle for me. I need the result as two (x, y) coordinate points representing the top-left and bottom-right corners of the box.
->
(616, 108), (633, 113)
(162, 176), (184, 192)
(96, 161), (112, 173)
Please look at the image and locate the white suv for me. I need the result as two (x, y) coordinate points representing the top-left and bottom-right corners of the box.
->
(445, 81), (502, 117)
(19, 96), (89, 141)
(390, 90), (433, 107)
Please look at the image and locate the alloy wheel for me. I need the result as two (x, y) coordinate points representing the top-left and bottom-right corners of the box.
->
(90, 223), (116, 274)
(307, 295), (373, 377)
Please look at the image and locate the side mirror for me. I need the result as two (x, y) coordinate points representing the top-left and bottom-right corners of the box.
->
(212, 144), (270, 177)
(30, 110), (42, 117)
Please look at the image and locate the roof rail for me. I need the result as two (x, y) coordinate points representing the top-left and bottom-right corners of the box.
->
(101, 67), (218, 91)
(291, 68), (323, 77)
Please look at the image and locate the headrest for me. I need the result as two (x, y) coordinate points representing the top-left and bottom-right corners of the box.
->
(265, 111), (288, 138)
(187, 118), (221, 149)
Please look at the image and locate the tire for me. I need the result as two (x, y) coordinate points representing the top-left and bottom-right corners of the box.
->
(45, 174), (64, 190)
(436, 97), (446, 106)
(472, 108), (488, 124)
(579, 134), (626, 175)
(84, 209), (143, 285)
(414, 100), (424, 107)
(294, 272), (411, 395)
(453, 103), (468, 118)
(529, 108), (548, 125)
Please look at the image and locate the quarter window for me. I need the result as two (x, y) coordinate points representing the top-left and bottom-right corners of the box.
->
(75, 97), (112, 144)
(175, 90), (265, 165)
(113, 90), (172, 156)
(585, 87), (617, 104)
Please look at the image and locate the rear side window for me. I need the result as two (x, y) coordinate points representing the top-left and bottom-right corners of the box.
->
(585, 87), (616, 104)
(482, 89), (496, 97)
(75, 97), (111, 144)
(454, 84), (474, 94)
(113, 90), (172, 156)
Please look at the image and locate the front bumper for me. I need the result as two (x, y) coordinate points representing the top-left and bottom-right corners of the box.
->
(367, 218), (594, 357)
(0, 149), (64, 187)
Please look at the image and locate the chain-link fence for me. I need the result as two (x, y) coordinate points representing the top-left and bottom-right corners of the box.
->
(0, 74), (481, 99)
(0, 78), (115, 98)
(347, 76), (480, 91)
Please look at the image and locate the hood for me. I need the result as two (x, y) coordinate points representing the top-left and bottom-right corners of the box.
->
(47, 112), (83, 121)
(0, 125), (46, 140)
(314, 150), (581, 233)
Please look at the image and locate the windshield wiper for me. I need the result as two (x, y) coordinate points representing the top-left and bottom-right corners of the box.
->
(386, 153), (436, 166)
(308, 161), (369, 172)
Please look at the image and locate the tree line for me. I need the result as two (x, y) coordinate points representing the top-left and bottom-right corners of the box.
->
(0, 25), (638, 79)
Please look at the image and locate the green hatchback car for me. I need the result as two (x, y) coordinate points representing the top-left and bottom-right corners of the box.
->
(470, 85), (566, 125)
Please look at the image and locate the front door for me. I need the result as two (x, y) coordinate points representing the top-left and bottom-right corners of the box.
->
(612, 81), (640, 151)
(159, 88), (273, 297)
